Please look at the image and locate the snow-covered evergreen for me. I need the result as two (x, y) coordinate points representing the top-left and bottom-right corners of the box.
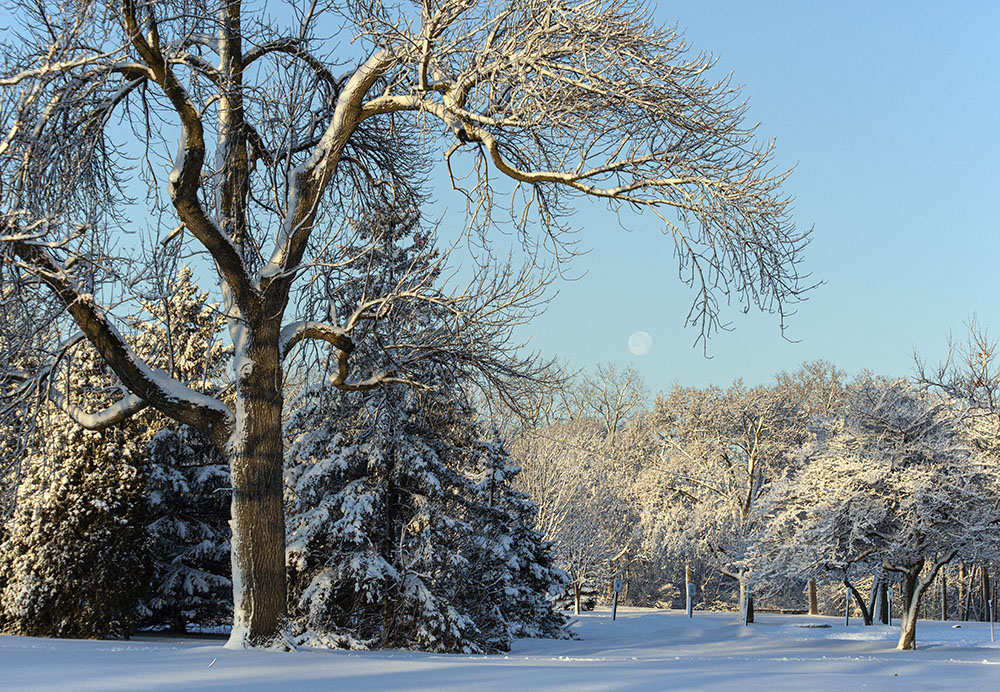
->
(143, 427), (231, 632)
(286, 384), (472, 651)
(0, 345), (152, 638)
(467, 428), (569, 640)
(132, 267), (232, 632)
(285, 210), (567, 652)
(0, 267), (231, 638)
(285, 381), (568, 653)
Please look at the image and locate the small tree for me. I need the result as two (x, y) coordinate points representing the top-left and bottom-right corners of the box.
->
(144, 426), (232, 632)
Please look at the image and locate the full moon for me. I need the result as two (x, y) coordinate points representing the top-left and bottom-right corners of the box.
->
(628, 331), (653, 356)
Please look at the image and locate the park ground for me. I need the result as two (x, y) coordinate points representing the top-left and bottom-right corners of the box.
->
(3, 608), (1000, 691)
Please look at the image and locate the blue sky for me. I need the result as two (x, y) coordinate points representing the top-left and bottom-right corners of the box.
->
(484, 1), (1000, 395)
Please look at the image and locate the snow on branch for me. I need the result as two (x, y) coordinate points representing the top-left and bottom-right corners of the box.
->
(7, 236), (233, 438)
(46, 386), (147, 431)
(279, 321), (353, 361)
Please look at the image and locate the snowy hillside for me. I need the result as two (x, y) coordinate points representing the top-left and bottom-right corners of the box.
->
(4, 608), (1000, 691)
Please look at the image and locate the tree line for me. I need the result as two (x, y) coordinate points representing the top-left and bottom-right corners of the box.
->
(510, 350), (1000, 650)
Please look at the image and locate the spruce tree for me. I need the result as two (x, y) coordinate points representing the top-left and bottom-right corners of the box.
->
(143, 426), (232, 632)
(468, 428), (569, 640)
(284, 209), (567, 652)
(286, 383), (489, 652)
(132, 267), (232, 632)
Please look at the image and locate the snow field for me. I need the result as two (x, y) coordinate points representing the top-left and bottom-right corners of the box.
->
(4, 608), (1000, 691)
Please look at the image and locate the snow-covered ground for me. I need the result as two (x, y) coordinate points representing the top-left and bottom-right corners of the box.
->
(4, 608), (1000, 691)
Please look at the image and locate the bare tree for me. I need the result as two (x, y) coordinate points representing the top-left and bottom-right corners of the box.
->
(511, 414), (651, 612)
(918, 318), (1000, 441)
(774, 360), (848, 418)
(0, 0), (809, 646)
(566, 363), (648, 438)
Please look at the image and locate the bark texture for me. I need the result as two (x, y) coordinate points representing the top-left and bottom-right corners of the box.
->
(225, 331), (287, 648)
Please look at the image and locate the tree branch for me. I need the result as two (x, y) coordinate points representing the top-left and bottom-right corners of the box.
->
(9, 236), (233, 440)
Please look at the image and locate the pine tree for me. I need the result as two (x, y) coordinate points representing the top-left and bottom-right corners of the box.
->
(468, 429), (569, 640)
(143, 426), (231, 632)
(285, 383), (490, 652)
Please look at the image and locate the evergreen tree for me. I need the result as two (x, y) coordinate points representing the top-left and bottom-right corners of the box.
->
(284, 209), (567, 652)
(131, 267), (232, 632)
(0, 267), (230, 637)
(0, 346), (151, 638)
(143, 427), (231, 632)
(468, 429), (569, 640)
(286, 383), (492, 652)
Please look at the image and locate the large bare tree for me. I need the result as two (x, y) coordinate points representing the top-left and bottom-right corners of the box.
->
(0, 0), (810, 646)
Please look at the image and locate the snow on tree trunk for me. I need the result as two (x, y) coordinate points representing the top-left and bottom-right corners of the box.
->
(225, 332), (287, 649)
(897, 568), (921, 650)
(737, 573), (747, 619)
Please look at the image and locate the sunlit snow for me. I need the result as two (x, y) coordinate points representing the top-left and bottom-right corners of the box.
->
(4, 609), (1000, 691)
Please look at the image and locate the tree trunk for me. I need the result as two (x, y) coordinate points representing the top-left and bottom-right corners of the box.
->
(877, 579), (889, 625)
(960, 562), (969, 621)
(897, 568), (921, 650)
(808, 579), (818, 616)
(737, 573), (747, 619)
(981, 565), (990, 622)
(940, 568), (947, 621)
(867, 574), (879, 621)
(224, 331), (288, 649)
(685, 565), (694, 617)
(845, 579), (873, 626)
(574, 582), (582, 615)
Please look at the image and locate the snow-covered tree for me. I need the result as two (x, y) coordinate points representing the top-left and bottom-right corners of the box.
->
(760, 378), (1000, 650)
(286, 382), (548, 652)
(0, 0), (809, 647)
(0, 268), (231, 637)
(467, 429), (569, 639)
(0, 346), (152, 638)
(285, 214), (566, 652)
(143, 426), (232, 632)
(130, 268), (233, 632)
(512, 416), (644, 613)
(637, 383), (806, 614)
(774, 360), (849, 418)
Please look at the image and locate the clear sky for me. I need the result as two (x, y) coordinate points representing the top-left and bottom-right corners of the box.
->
(480, 1), (1000, 395)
